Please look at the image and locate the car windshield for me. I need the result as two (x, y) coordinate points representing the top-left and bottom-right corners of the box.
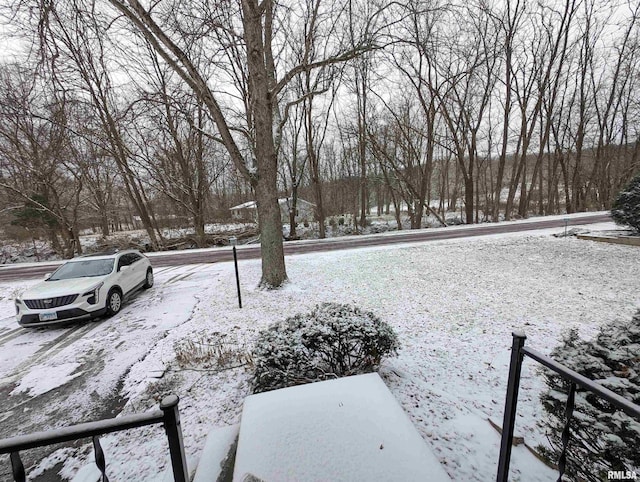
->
(48, 259), (114, 280)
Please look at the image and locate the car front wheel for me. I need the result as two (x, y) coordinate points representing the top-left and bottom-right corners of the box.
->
(106, 289), (122, 316)
(143, 268), (154, 289)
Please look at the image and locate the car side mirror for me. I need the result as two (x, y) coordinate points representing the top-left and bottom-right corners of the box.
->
(119, 265), (129, 272)
(44, 273), (51, 280)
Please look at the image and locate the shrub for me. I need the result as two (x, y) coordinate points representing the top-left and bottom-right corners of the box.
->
(611, 173), (640, 232)
(338, 217), (345, 226)
(138, 377), (177, 406)
(539, 311), (640, 481)
(251, 303), (399, 393)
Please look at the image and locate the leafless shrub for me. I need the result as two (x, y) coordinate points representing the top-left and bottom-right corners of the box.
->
(173, 332), (252, 371)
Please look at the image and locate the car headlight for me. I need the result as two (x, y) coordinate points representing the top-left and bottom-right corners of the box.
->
(82, 282), (104, 305)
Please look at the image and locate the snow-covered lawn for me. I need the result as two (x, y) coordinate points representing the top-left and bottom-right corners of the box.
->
(0, 221), (638, 481)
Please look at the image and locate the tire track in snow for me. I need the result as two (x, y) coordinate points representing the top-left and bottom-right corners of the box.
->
(0, 322), (103, 385)
(164, 272), (194, 285)
(0, 315), (19, 334)
(154, 265), (182, 275)
(0, 318), (26, 343)
(161, 264), (201, 284)
(151, 266), (175, 276)
(0, 327), (27, 347)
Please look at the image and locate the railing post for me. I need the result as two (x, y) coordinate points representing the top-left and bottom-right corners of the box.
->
(160, 395), (189, 482)
(557, 382), (576, 481)
(231, 240), (242, 309)
(92, 436), (109, 482)
(10, 452), (25, 482)
(496, 331), (527, 482)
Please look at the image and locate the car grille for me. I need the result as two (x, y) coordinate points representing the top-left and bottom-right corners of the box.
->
(24, 295), (79, 310)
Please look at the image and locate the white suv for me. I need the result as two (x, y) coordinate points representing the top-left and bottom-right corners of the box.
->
(15, 249), (154, 327)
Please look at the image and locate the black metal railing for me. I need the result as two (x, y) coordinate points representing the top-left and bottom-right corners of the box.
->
(496, 332), (640, 482)
(0, 395), (189, 482)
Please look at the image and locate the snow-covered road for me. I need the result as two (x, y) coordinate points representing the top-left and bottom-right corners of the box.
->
(0, 212), (611, 282)
(0, 220), (638, 481)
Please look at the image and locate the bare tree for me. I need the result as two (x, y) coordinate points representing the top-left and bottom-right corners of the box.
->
(0, 64), (84, 256)
(518, 0), (578, 216)
(588, 1), (640, 207)
(128, 54), (228, 247)
(99, 0), (381, 286)
(379, 0), (449, 227)
(489, 0), (525, 220)
(31, 2), (164, 248)
(278, 97), (307, 239)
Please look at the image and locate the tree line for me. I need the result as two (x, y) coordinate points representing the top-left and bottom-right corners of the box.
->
(0, 0), (638, 286)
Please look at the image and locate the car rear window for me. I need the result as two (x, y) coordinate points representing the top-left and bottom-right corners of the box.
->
(49, 259), (115, 280)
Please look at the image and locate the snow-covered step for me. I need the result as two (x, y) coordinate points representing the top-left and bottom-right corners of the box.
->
(232, 373), (450, 482)
(193, 424), (239, 482)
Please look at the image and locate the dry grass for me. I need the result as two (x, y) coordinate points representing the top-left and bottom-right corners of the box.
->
(173, 331), (252, 371)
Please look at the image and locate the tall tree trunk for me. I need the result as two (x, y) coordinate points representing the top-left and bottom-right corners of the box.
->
(306, 108), (325, 239)
(357, 81), (368, 228)
(243, 0), (287, 287)
(310, 152), (325, 239)
(558, 152), (573, 213)
(493, 2), (519, 222)
(195, 104), (207, 247)
(289, 191), (298, 239)
(494, 84), (511, 220)
(100, 212), (110, 236)
(464, 176), (474, 224)
(505, 136), (527, 220)
(194, 211), (205, 247)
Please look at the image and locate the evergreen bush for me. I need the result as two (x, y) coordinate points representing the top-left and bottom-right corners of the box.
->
(12, 194), (58, 232)
(251, 303), (399, 393)
(611, 174), (640, 232)
(539, 310), (640, 481)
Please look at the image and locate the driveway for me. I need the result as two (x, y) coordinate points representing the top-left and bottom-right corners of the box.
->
(0, 264), (210, 481)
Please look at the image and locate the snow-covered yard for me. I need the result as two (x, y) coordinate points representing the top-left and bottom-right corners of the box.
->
(0, 220), (638, 481)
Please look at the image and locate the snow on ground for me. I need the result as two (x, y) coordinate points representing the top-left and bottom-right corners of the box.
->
(0, 219), (638, 481)
(10, 362), (82, 397)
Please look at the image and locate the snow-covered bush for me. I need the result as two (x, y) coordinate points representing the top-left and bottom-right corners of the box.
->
(611, 174), (640, 232)
(539, 311), (640, 481)
(251, 303), (399, 393)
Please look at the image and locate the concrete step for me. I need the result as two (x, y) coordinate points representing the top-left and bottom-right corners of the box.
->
(232, 373), (450, 482)
(193, 424), (239, 482)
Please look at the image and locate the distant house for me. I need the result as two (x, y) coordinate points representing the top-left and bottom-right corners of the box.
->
(229, 201), (258, 222)
(230, 198), (316, 224)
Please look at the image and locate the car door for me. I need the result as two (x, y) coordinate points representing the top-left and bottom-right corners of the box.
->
(128, 253), (146, 286)
(116, 254), (136, 294)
